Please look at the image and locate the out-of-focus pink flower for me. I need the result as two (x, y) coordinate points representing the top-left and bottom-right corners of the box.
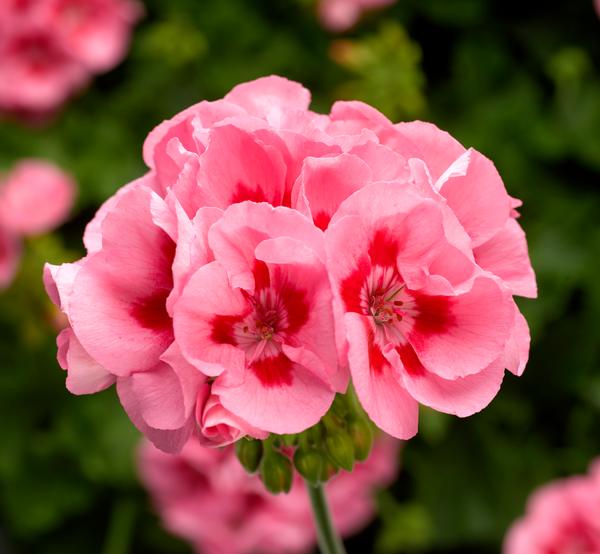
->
(0, 159), (74, 290)
(0, 0), (142, 116)
(138, 434), (400, 554)
(0, 160), (75, 235)
(318, 0), (396, 32)
(45, 75), (535, 452)
(504, 460), (600, 553)
(596, 0), (600, 18)
(0, 23), (88, 114)
(41, 0), (143, 72)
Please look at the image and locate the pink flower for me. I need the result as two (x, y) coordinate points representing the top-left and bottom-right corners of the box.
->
(318, 0), (397, 32)
(0, 0), (141, 116)
(174, 201), (341, 434)
(504, 460), (600, 553)
(0, 160), (75, 235)
(41, 0), (143, 72)
(325, 182), (522, 439)
(138, 434), (400, 554)
(45, 180), (198, 452)
(45, 75), (535, 452)
(0, 159), (74, 290)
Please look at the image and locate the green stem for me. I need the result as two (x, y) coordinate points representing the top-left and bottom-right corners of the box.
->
(305, 480), (347, 554)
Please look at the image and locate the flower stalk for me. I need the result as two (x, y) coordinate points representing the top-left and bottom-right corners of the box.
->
(305, 480), (347, 554)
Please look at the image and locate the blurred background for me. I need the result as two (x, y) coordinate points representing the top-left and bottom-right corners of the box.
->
(1, 0), (599, 552)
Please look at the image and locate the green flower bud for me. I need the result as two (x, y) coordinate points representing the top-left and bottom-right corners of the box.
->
(325, 431), (355, 471)
(322, 411), (346, 433)
(260, 452), (293, 494)
(331, 394), (349, 418)
(294, 448), (324, 485)
(235, 439), (263, 474)
(319, 457), (339, 482)
(348, 418), (373, 462)
(305, 423), (323, 446)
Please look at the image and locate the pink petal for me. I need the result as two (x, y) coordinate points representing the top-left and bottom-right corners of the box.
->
(118, 362), (189, 430)
(224, 75), (312, 122)
(349, 141), (409, 181)
(393, 344), (506, 417)
(213, 353), (334, 434)
(407, 277), (514, 380)
(292, 153), (372, 230)
(173, 261), (248, 377)
(167, 204), (222, 314)
(474, 218), (537, 298)
(60, 328), (116, 395)
(208, 202), (325, 292)
(437, 149), (512, 247)
(117, 377), (194, 453)
(70, 184), (175, 376)
(195, 384), (268, 447)
(394, 121), (466, 182)
(267, 130), (341, 205)
(143, 99), (244, 187)
(327, 184), (449, 285)
(195, 125), (287, 208)
(83, 174), (156, 253)
(503, 307), (531, 377)
(330, 100), (393, 133)
(344, 313), (419, 439)
(43, 261), (83, 313)
(160, 342), (206, 418)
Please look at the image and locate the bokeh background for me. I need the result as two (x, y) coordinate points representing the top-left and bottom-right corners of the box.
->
(1, 0), (600, 552)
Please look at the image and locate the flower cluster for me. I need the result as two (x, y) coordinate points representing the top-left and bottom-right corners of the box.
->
(44, 76), (536, 457)
(504, 460), (600, 553)
(318, 0), (396, 32)
(0, 0), (141, 116)
(1, 160), (75, 289)
(138, 434), (399, 554)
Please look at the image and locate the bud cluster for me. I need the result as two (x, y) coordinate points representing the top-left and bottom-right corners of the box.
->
(235, 391), (374, 494)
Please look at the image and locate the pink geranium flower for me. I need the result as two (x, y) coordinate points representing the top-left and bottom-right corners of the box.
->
(0, 160), (75, 235)
(138, 434), (400, 554)
(325, 182), (520, 438)
(0, 159), (74, 290)
(318, 0), (397, 32)
(45, 75), (535, 452)
(174, 201), (342, 434)
(504, 460), (600, 553)
(41, 0), (143, 72)
(0, 0), (141, 116)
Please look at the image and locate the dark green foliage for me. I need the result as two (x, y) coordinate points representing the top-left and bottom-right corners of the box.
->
(1, 0), (599, 552)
